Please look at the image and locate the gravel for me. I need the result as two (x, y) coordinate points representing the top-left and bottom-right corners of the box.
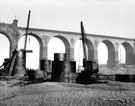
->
(0, 81), (135, 106)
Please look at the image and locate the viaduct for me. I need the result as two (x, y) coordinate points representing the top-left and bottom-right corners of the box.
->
(0, 19), (135, 68)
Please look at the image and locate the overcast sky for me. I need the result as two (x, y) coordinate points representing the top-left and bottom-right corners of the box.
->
(0, 0), (135, 38)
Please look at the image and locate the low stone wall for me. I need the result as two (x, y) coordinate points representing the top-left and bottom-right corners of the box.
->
(99, 65), (135, 75)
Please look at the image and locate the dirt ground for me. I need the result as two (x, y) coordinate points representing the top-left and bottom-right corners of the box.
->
(0, 80), (135, 106)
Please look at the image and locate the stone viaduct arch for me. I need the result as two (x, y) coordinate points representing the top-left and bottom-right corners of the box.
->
(101, 40), (116, 67)
(0, 31), (11, 66)
(52, 35), (70, 61)
(0, 28), (16, 57)
(85, 38), (94, 61)
(18, 32), (43, 60)
(0, 19), (135, 68)
(0, 31), (11, 54)
(122, 42), (134, 65)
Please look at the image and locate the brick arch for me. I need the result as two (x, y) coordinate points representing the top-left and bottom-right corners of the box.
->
(85, 38), (94, 61)
(122, 42), (134, 65)
(28, 33), (44, 61)
(118, 44), (126, 64)
(0, 31), (12, 57)
(74, 38), (94, 61)
(102, 40), (115, 67)
(18, 33), (43, 60)
(52, 35), (70, 61)
(18, 33), (43, 48)
(0, 31), (12, 44)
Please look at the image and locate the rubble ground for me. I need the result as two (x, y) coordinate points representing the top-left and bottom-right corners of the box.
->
(0, 79), (135, 106)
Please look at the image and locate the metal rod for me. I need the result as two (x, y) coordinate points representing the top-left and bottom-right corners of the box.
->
(81, 21), (87, 61)
(24, 10), (31, 50)
(80, 21), (88, 71)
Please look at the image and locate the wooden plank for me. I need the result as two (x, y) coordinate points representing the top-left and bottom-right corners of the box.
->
(9, 54), (17, 75)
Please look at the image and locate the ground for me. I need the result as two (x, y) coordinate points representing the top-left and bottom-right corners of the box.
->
(0, 79), (135, 106)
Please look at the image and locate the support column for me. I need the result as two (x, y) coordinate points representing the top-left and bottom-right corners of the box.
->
(126, 51), (134, 65)
(94, 49), (98, 63)
(40, 45), (48, 60)
(107, 50), (116, 67)
(94, 40), (99, 63)
(133, 38), (135, 64)
(10, 42), (18, 58)
(65, 47), (74, 61)
(68, 38), (75, 61)
(10, 24), (19, 58)
(115, 44), (119, 67)
(115, 50), (119, 67)
(39, 45), (48, 69)
(107, 44), (119, 67)
(40, 35), (50, 60)
(69, 47), (74, 61)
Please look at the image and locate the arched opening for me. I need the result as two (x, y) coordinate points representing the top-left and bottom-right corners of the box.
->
(122, 42), (134, 65)
(0, 33), (10, 66)
(118, 45), (126, 64)
(85, 39), (94, 61)
(74, 39), (88, 71)
(98, 40), (115, 67)
(48, 37), (65, 61)
(98, 42), (108, 65)
(18, 35), (40, 69)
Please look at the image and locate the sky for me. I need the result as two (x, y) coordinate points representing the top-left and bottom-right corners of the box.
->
(0, 0), (131, 69)
(0, 0), (135, 38)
